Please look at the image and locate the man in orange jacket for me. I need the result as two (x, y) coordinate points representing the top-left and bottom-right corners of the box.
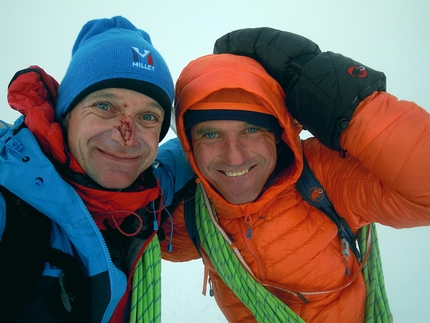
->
(160, 28), (430, 323)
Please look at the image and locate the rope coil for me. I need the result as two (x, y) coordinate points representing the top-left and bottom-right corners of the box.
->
(129, 235), (162, 323)
(195, 184), (304, 323)
(195, 183), (392, 323)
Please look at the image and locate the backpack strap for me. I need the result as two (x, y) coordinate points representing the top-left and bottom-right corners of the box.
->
(182, 180), (202, 256)
(163, 179), (201, 256)
(296, 156), (361, 261)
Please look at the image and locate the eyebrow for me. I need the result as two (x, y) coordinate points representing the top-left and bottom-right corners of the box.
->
(86, 90), (164, 111)
(87, 90), (120, 100)
(194, 122), (261, 134)
(194, 126), (216, 136)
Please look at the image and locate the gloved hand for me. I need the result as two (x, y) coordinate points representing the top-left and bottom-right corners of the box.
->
(214, 28), (386, 152)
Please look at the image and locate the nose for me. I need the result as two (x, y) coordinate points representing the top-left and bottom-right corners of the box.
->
(111, 118), (137, 147)
(220, 135), (248, 165)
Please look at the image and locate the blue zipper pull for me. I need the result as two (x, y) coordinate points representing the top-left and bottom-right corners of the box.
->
(246, 225), (253, 238)
(245, 215), (252, 239)
(209, 277), (214, 297)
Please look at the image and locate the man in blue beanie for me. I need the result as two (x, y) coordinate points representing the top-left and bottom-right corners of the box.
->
(0, 16), (190, 323)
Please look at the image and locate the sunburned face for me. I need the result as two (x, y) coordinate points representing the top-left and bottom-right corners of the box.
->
(191, 119), (278, 204)
(66, 88), (164, 189)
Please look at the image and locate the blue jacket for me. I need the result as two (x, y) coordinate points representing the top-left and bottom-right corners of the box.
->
(0, 116), (191, 322)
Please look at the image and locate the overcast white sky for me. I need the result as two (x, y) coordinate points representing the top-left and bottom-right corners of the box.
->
(1, 1), (430, 322)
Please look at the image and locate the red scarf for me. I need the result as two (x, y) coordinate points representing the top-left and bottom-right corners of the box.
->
(7, 66), (161, 231)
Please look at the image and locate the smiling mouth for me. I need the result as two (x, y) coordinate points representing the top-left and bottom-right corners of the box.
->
(99, 149), (140, 161)
(223, 168), (250, 177)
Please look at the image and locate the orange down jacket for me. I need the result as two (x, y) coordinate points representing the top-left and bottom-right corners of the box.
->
(160, 54), (430, 322)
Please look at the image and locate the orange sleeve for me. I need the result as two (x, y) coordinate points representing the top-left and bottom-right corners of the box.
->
(160, 203), (202, 262)
(305, 92), (430, 229)
(342, 92), (430, 199)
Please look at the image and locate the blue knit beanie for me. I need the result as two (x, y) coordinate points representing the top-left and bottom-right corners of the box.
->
(56, 16), (174, 141)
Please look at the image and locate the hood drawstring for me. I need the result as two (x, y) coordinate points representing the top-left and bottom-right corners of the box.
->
(152, 196), (174, 252)
(163, 207), (174, 252)
(97, 210), (144, 237)
(151, 201), (159, 231)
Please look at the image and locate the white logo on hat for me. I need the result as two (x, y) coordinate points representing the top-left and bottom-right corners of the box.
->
(131, 46), (154, 71)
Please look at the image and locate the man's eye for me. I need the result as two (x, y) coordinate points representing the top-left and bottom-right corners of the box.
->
(203, 132), (218, 139)
(243, 127), (267, 138)
(94, 102), (111, 111)
(245, 127), (264, 134)
(141, 113), (158, 122)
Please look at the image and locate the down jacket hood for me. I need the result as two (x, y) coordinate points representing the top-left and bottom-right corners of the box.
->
(175, 54), (304, 216)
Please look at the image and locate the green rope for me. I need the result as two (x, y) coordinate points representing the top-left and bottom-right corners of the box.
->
(195, 184), (305, 323)
(129, 234), (162, 323)
(196, 183), (392, 323)
(357, 223), (392, 323)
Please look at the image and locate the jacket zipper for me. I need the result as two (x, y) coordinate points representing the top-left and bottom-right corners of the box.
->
(73, 191), (121, 323)
(240, 215), (267, 281)
(238, 217), (308, 302)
